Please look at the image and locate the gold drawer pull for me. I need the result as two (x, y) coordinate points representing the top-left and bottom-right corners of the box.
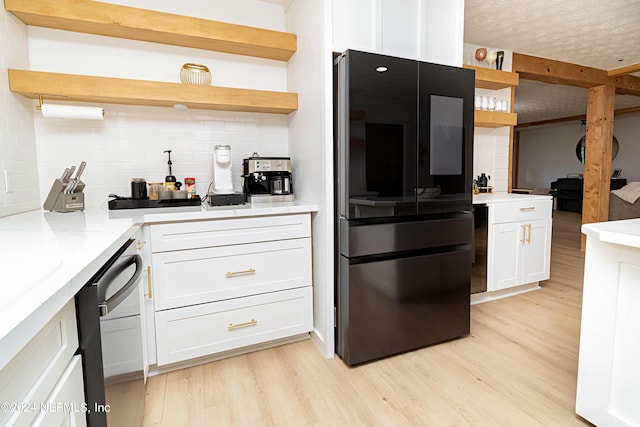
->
(526, 223), (532, 244)
(136, 240), (147, 251)
(520, 224), (526, 244)
(225, 268), (256, 278)
(228, 319), (258, 330)
(519, 207), (535, 212)
(144, 266), (153, 299)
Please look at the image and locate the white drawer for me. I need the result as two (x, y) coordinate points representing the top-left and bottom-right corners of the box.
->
(150, 213), (311, 252)
(491, 199), (552, 224)
(155, 287), (313, 366)
(31, 355), (86, 427)
(0, 300), (79, 427)
(153, 238), (312, 310)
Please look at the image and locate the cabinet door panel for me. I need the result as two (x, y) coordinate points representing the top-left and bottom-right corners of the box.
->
(489, 222), (523, 291)
(153, 238), (312, 310)
(522, 219), (551, 283)
(155, 287), (312, 366)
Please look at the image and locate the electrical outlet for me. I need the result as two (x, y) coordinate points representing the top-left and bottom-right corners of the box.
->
(4, 170), (14, 193)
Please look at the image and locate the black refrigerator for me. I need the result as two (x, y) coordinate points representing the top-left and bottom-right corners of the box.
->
(334, 49), (475, 366)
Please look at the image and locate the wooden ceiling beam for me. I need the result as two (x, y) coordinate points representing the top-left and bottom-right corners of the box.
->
(515, 106), (640, 129)
(512, 53), (610, 88)
(613, 75), (640, 96)
(513, 52), (640, 96)
(607, 63), (640, 77)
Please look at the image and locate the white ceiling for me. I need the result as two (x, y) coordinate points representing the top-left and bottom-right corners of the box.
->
(464, 0), (640, 125)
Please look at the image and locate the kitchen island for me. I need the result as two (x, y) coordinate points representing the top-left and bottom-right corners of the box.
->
(576, 219), (640, 426)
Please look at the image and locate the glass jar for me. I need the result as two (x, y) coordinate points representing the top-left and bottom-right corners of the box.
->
(147, 182), (163, 200)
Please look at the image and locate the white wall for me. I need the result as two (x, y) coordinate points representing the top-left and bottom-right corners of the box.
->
(517, 113), (640, 189)
(25, 1), (290, 207)
(286, 0), (335, 358)
(0, 6), (39, 217)
(332, 0), (464, 66)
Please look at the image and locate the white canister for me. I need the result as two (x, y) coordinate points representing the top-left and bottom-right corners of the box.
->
(475, 95), (482, 110)
(481, 96), (489, 110)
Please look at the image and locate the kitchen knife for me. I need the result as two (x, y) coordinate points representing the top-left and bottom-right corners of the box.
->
(74, 161), (87, 181)
(60, 168), (71, 183)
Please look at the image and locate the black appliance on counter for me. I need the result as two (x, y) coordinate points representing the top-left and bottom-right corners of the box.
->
(242, 155), (294, 202)
(334, 49), (474, 366)
(76, 238), (145, 426)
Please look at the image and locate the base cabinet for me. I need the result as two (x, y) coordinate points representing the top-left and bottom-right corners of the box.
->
(155, 287), (312, 365)
(487, 199), (552, 292)
(576, 231), (640, 426)
(150, 213), (313, 367)
(0, 300), (85, 427)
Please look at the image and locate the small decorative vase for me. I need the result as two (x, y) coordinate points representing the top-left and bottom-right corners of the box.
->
(180, 63), (212, 86)
(485, 50), (497, 68)
(475, 48), (487, 63)
(496, 51), (505, 70)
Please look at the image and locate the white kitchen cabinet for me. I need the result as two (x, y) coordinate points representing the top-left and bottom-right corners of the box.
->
(150, 213), (313, 367)
(30, 355), (86, 427)
(487, 198), (552, 292)
(332, 0), (464, 66)
(576, 222), (640, 426)
(0, 300), (85, 427)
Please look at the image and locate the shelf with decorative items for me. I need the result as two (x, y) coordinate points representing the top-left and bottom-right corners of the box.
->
(4, 0), (297, 61)
(464, 65), (519, 128)
(463, 65), (519, 89)
(4, 0), (299, 115)
(8, 69), (298, 114)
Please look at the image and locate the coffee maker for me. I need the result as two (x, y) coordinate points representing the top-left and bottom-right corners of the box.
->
(242, 154), (294, 203)
(207, 145), (246, 207)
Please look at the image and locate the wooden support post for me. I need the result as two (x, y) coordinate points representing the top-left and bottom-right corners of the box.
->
(581, 84), (615, 250)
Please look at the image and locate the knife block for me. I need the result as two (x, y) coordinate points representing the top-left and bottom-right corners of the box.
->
(43, 178), (85, 212)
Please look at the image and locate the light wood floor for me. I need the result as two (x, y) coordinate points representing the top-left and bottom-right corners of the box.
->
(143, 210), (591, 427)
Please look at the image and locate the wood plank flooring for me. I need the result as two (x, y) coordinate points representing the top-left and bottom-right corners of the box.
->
(143, 209), (591, 427)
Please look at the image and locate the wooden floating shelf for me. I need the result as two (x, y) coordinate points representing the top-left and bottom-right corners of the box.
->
(5, 0), (297, 61)
(464, 65), (519, 90)
(8, 69), (298, 114)
(474, 110), (517, 128)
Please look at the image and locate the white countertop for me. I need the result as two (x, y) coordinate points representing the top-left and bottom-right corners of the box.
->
(0, 201), (317, 368)
(473, 192), (552, 204)
(582, 218), (640, 249)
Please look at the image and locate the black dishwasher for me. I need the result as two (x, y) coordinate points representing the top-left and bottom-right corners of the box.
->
(75, 237), (145, 427)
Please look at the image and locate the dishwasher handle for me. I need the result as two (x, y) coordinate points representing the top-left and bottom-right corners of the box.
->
(98, 254), (143, 317)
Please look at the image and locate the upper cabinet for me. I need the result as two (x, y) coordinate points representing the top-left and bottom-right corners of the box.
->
(5, 0), (298, 114)
(332, 0), (464, 67)
(464, 65), (519, 127)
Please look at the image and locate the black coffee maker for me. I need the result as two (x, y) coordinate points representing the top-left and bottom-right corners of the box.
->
(242, 154), (294, 202)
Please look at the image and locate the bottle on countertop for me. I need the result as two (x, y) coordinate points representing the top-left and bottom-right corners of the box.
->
(164, 150), (176, 191)
(185, 177), (196, 197)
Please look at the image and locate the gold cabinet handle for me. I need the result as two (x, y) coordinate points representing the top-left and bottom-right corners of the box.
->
(225, 268), (255, 278)
(228, 319), (258, 330)
(519, 207), (535, 212)
(144, 266), (152, 298)
(526, 223), (532, 244)
(520, 224), (526, 244)
(137, 240), (147, 251)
